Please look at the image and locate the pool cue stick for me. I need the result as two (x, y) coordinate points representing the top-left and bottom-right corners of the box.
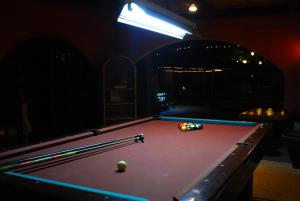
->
(7, 133), (144, 165)
(0, 133), (144, 172)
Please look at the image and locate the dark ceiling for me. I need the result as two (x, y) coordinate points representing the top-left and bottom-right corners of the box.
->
(151, 0), (299, 17)
(47, 0), (299, 20)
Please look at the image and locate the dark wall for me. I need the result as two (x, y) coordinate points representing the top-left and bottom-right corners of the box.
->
(1, 1), (300, 118)
(0, 1), (174, 62)
(0, 1), (176, 146)
(0, 2), (173, 114)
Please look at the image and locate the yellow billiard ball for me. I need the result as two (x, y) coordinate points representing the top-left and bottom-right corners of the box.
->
(180, 125), (187, 131)
(117, 160), (127, 172)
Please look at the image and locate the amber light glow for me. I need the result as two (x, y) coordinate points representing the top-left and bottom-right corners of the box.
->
(189, 3), (198, 12)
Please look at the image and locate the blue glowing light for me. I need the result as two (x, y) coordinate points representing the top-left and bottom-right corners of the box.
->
(157, 92), (167, 102)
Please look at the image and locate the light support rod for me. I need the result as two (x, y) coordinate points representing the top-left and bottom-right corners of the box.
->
(117, 0), (196, 39)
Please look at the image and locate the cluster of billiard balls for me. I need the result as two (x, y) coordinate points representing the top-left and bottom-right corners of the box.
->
(178, 122), (203, 131)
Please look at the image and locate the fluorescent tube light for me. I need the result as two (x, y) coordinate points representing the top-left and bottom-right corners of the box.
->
(117, 1), (195, 39)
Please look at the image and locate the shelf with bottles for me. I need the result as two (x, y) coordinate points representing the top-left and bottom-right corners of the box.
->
(103, 56), (137, 125)
(104, 103), (136, 124)
(105, 88), (135, 103)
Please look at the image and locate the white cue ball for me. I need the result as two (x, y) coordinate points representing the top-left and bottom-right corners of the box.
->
(117, 160), (128, 172)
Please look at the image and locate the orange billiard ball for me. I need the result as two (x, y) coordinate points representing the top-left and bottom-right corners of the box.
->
(117, 160), (128, 172)
(178, 123), (184, 129)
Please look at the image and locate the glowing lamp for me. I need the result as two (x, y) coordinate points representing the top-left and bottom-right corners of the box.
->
(117, 0), (196, 39)
(189, 3), (198, 12)
(242, 59), (248, 64)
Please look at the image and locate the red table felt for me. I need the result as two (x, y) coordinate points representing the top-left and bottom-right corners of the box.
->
(2, 119), (259, 201)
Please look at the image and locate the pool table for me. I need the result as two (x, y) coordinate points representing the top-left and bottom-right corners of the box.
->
(0, 116), (273, 201)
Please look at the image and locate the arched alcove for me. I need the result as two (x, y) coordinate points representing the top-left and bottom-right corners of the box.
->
(136, 39), (284, 119)
(0, 37), (97, 149)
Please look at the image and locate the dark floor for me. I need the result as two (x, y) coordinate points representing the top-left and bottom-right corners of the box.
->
(263, 142), (291, 163)
(253, 131), (300, 201)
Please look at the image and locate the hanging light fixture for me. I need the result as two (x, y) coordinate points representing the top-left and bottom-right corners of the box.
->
(189, 3), (198, 12)
(117, 0), (196, 39)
